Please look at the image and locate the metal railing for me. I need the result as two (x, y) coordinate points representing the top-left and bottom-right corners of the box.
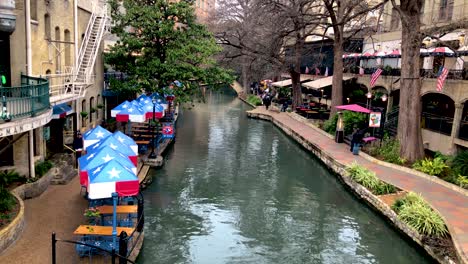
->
(0, 74), (50, 120)
(345, 67), (468, 80)
(421, 112), (453, 136)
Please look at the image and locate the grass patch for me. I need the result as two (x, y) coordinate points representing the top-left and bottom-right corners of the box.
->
(346, 161), (397, 195)
(246, 95), (262, 106)
(392, 192), (448, 238)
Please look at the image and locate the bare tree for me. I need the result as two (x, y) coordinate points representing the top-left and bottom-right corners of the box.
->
(322, 0), (387, 116)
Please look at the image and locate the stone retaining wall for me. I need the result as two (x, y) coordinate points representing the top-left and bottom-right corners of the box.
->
(12, 168), (56, 200)
(0, 193), (25, 254)
(247, 111), (457, 264)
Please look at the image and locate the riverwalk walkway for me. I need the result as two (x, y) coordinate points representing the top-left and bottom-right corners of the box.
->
(248, 106), (468, 263)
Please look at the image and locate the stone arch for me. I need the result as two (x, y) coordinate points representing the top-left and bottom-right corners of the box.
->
(64, 29), (71, 67)
(55, 26), (61, 73)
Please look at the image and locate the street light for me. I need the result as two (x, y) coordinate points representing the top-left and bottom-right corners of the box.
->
(381, 94), (388, 102)
(148, 97), (158, 159)
(366, 91), (372, 109)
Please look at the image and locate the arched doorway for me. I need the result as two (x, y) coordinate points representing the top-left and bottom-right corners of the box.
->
(421, 93), (455, 136)
(459, 101), (468, 141)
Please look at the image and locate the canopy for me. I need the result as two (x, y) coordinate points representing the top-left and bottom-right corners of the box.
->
(87, 159), (140, 199)
(111, 101), (131, 117)
(302, 76), (353, 90)
(335, 104), (371, 113)
(116, 104), (146, 123)
(87, 136), (138, 166)
(139, 100), (165, 119)
(78, 146), (137, 186)
(83, 125), (112, 150)
(112, 131), (138, 155)
(271, 76), (312, 87)
(52, 103), (73, 119)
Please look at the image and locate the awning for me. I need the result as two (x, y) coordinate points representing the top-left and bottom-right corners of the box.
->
(272, 76), (313, 87)
(335, 104), (371, 113)
(52, 103), (73, 119)
(302, 76), (353, 90)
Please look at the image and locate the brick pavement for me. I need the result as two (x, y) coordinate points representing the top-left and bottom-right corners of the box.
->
(250, 107), (468, 263)
(0, 176), (87, 264)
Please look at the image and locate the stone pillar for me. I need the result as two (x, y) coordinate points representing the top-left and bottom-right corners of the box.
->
(449, 103), (463, 154)
(35, 127), (45, 160)
(13, 133), (30, 177)
(29, 130), (35, 178)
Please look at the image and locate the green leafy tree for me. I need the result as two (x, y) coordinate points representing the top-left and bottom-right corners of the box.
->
(106, 0), (234, 102)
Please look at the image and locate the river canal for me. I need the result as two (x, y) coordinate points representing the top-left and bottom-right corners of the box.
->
(139, 90), (431, 263)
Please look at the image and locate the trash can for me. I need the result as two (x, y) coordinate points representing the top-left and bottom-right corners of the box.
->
(352, 144), (360, 155)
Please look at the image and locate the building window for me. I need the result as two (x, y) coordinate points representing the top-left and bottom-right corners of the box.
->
(97, 94), (101, 119)
(0, 137), (14, 166)
(439, 0), (454, 21)
(55, 27), (61, 73)
(390, 7), (400, 30)
(82, 99), (86, 127)
(90, 97), (94, 123)
(44, 14), (51, 39)
(64, 29), (71, 67)
(30, 0), (38, 21)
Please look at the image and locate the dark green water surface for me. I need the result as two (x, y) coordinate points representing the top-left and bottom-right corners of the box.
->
(139, 90), (431, 264)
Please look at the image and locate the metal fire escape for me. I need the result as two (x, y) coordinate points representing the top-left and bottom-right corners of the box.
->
(50, 2), (109, 104)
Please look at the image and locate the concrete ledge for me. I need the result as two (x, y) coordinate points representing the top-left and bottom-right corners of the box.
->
(12, 169), (55, 200)
(247, 111), (459, 264)
(0, 192), (25, 254)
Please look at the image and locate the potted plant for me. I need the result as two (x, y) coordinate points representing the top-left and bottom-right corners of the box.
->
(96, 104), (104, 109)
(90, 107), (96, 114)
(80, 111), (89, 119)
(84, 207), (101, 225)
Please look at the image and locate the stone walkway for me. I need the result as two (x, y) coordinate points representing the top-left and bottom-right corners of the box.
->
(0, 176), (87, 263)
(249, 107), (468, 263)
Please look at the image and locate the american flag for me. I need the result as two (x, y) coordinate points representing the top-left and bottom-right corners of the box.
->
(359, 67), (364, 76)
(370, 68), (383, 87)
(315, 67), (321, 75)
(436, 66), (449, 92)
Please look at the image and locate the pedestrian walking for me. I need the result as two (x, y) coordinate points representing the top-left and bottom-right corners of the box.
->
(73, 131), (83, 168)
(350, 127), (365, 153)
(263, 94), (272, 110)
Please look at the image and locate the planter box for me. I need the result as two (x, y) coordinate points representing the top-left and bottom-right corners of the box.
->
(12, 168), (57, 200)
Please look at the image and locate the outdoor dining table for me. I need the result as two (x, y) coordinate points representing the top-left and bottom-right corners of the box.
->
(97, 205), (137, 215)
(73, 225), (135, 236)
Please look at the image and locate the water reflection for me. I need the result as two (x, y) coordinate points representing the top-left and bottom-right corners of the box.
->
(139, 90), (430, 264)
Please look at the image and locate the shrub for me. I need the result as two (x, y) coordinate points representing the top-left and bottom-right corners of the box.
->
(368, 136), (406, 165)
(346, 162), (397, 195)
(452, 150), (468, 176)
(0, 187), (15, 212)
(392, 192), (448, 238)
(324, 111), (368, 135)
(455, 175), (468, 189)
(35, 160), (53, 178)
(0, 170), (25, 187)
(412, 157), (448, 176)
(247, 95), (262, 106)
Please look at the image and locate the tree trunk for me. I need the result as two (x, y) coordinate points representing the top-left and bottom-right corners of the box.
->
(330, 33), (344, 117)
(291, 39), (304, 109)
(242, 57), (249, 95)
(397, 0), (425, 162)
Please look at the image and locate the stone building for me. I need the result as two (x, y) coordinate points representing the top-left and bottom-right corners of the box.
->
(0, 0), (107, 177)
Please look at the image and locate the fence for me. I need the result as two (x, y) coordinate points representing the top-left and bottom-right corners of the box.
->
(51, 195), (145, 263)
(421, 112), (454, 136)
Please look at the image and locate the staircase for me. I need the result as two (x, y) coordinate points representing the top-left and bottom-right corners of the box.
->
(384, 106), (399, 136)
(72, 3), (108, 97)
(50, 2), (108, 104)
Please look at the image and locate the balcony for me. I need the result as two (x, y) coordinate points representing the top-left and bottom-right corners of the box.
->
(345, 67), (468, 80)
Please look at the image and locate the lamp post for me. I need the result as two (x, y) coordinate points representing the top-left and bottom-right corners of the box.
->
(366, 91), (372, 109)
(148, 97), (157, 159)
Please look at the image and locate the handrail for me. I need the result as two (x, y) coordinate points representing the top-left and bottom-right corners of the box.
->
(63, 144), (75, 153)
(0, 74), (50, 120)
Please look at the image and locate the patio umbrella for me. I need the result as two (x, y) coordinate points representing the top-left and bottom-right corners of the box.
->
(112, 131), (138, 155)
(139, 100), (164, 119)
(150, 93), (169, 110)
(111, 101), (131, 117)
(426, 47), (455, 57)
(52, 103), (73, 119)
(335, 104), (371, 114)
(78, 146), (137, 186)
(87, 136), (138, 166)
(83, 125), (112, 151)
(87, 159), (139, 199)
(115, 105), (146, 123)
